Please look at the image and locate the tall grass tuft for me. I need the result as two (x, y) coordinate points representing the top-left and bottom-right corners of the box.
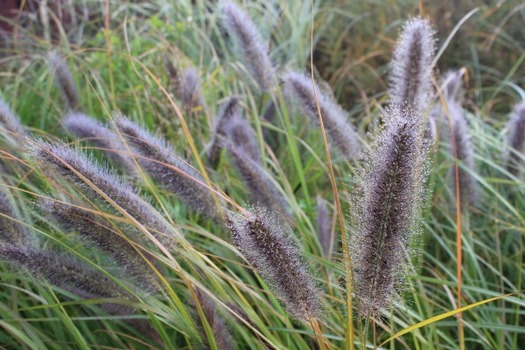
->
(220, 0), (275, 92)
(63, 112), (137, 174)
(48, 52), (80, 111)
(30, 141), (174, 244)
(283, 71), (361, 160)
(505, 100), (525, 177)
(113, 115), (224, 222)
(350, 107), (428, 318)
(228, 206), (320, 321)
(389, 17), (436, 113)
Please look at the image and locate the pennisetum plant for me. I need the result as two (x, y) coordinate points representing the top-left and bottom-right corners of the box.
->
(505, 100), (525, 177)
(350, 107), (429, 319)
(434, 70), (478, 209)
(63, 112), (138, 175)
(0, 189), (31, 245)
(193, 287), (235, 350)
(389, 17), (436, 114)
(206, 96), (243, 167)
(220, 0), (276, 92)
(113, 115), (225, 222)
(29, 140), (177, 246)
(316, 195), (333, 259)
(283, 71), (361, 161)
(223, 139), (288, 213)
(165, 57), (206, 112)
(0, 98), (26, 147)
(48, 52), (81, 111)
(39, 198), (159, 291)
(0, 242), (145, 316)
(227, 206), (321, 321)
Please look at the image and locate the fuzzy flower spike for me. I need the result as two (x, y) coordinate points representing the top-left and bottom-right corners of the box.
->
(506, 101), (525, 177)
(221, 1), (276, 92)
(228, 206), (320, 321)
(284, 71), (361, 161)
(48, 52), (80, 111)
(389, 17), (436, 113)
(350, 107), (429, 318)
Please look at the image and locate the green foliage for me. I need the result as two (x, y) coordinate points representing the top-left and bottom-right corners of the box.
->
(0, 1), (524, 349)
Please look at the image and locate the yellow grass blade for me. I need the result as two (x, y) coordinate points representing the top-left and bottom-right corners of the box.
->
(379, 292), (520, 347)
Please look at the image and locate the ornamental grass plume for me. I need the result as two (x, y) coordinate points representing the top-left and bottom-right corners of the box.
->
(430, 69), (467, 142)
(350, 107), (428, 318)
(206, 96), (242, 167)
(194, 288), (235, 350)
(447, 104), (477, 209)
(228, 206), (320, 321)
(30, 141), (174, 244)
(113, 115), (224, 222)
(283, 71), (361, 161)
(505, 101), (525, 177)
(441, 69), (466, 103)
(40, 198), (158, 291)
(63, 112), (137, 174)
(224, 141), (287, 213)
(389, 17), (436, 113)
(0, 98), (25, 146)
(0, 244), (136, 314)
(221, 0), (275, 92)
(224, 112), (262, 164)
(316, 196), (333, 259)
(48, 52), (80, 111)
(0, 189), (29, 245)
(165, 57), (205, 111)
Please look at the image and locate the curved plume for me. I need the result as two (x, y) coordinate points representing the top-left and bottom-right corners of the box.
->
(506, 101), (525, 177)
(350, 107), (428, 317)
(113, 115), (224, 222)
(284, 71), (361, 160)
(221, 0), (275, 92)
(389, 17), (436, 113)
(228, 206), (321, 320)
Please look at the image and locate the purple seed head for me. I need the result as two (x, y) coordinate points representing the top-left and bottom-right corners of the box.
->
(0, 244), (136, 315)
(440, 69), (467, 103)
(389, 17), (436, 113)
(63, 112), (137, 174)
(350, 107), (429, 318)
(0, 98), (25, 147)
(283, 71), (361, 160)
(316, 196), (333, 258)
(228, 206), (321, 320)
(113, 115), (224, 222)
(224, 141), (287, 213)
(39, 198), (158, 291)
(221, 0), (275, 92)
(206, 97), (242, 167)
(194, 288), (235, 350)
(30, 140), (173, 243)
(48, 52), (80, 110)
(0, 189), (30, 245)
(506, 101), (525, 177)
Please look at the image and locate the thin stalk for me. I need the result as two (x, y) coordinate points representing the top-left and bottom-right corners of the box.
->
(309, 1), (353, 349)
